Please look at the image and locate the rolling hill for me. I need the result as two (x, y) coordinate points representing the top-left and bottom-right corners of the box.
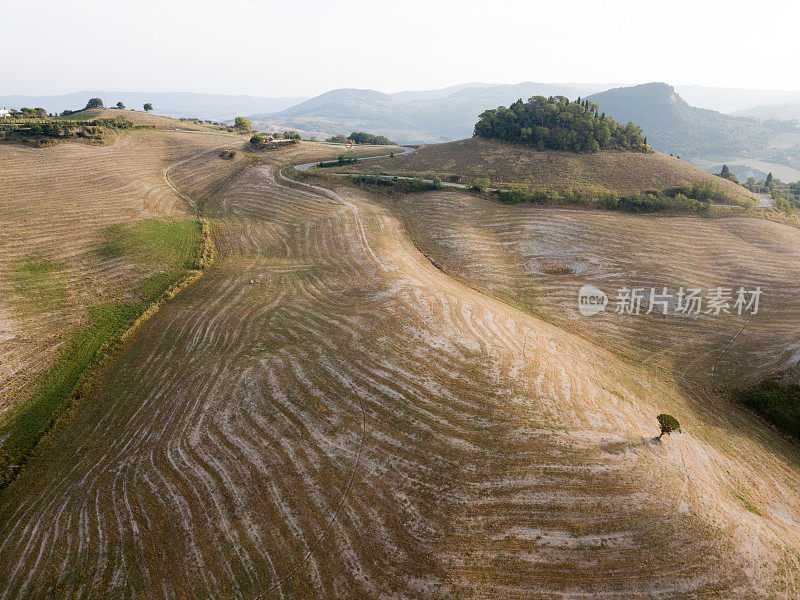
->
(735, 101), (800, 121)
(587, 82), (774, 157)
(0, 125), (252, 482)
(335, 137), (758, 205)
(249, 83), (617, 143)
(1, 131), (800, 598)
(0, 91), (306, 122)
(59, 107), (230, 131)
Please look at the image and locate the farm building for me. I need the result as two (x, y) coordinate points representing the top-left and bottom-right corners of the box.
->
(0, 108), (11, 118)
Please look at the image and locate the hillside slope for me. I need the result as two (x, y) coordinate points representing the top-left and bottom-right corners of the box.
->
(1, 144), (799, 597)
(341, 137), (757, 204)
(0, 91), (306, 121)
(60, 107), (229, 132)
(382, 190), (800, 387)
(587, 82), (771, 157)
(251, 83), (617, 143)
(0, 131), (247, 421)
(736, 101), (800, 121)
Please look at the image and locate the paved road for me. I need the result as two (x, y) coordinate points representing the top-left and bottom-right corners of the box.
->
(292, 145), (504, 191)
(756, 193), (774, 207)
(292, 145), (415, 172)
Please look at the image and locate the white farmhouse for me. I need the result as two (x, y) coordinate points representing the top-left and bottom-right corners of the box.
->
(0, 108), (11, 118)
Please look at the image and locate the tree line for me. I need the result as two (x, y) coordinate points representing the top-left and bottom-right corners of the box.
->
(474, 95), (649, 153)
(326, 132), (395, 145)
(717, 164), (800, 213)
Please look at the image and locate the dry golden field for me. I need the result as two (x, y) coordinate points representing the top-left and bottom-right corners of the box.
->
(0, 134), (799, 598)
(341, 137), (758, 205)
(61, 107), (228, 132)
(0, 131), (248, 417)
(382, 190), (800, 388)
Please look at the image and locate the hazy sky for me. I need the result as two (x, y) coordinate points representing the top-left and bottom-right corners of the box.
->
(3, 0), (798, 96)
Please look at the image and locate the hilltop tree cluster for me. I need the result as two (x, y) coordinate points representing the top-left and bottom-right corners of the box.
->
(716, 164), (739, 183)
(474, 96), (649, 153)
(326, 132), (395, 145)
(8, 107), (49, 118)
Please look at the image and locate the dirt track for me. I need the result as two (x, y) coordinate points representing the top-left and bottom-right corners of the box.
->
(1, 146), (800, 598)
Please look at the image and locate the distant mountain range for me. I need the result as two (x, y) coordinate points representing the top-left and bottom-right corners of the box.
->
(254, 82), (798, 152)
(248, 83), (615, 143)
(586, 82), (775, 157)
(0, 91), (306, 122)
(672, 86), (800, 114)
(3, 83), (799, 154)
(734, 101), (800, 121)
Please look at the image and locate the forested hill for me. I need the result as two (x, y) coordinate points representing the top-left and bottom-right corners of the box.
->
(587, 82), (772, 157)
(473, 96), (649, 152)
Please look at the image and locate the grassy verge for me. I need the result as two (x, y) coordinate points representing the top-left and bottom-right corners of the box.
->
(0, 218), (205, 489)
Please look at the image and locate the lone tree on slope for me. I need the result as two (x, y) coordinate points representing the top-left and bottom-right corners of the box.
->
(234, 116), (252, 132)
(143, 103), (153, 112)
(657, 414), (681, 439)
(116, 101), (125, 109)
(85, 98), (104, 109)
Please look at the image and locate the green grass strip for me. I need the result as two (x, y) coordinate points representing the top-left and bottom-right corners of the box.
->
(0, 218), (203, 487)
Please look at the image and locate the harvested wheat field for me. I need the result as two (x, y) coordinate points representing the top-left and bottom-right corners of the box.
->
(58, 108), (228, 132)
(340, 137), (758, 205)
(383, 190), (800, 389)
(1, 139), (800, 599)
(0, 131), (250, 454)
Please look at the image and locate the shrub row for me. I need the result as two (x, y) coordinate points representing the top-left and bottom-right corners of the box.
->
(352, 175), (443, 193)
(495, 185), (715, 213)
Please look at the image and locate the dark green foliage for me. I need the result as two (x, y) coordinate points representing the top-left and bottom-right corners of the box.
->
(657, 414), (681, 438)
(347, 131), (395, 145)
(316, 152), (358, 168)
(716, 164), (739, 183)
(602, 191), (706, 213)
(94, 116), (134, 129)
(326, 134), (348, 143)
(2, 116), (134, 145)
(748, 174), (800, 213)
(663, 180), (729, 204)
(85, 97), (104, 109)
(116, 101), (125, 109)
(740, 380), (800, 441)
(474, 95), (648, 153)
(471, 177), (491, 192)
(283, 130), (301, 140)
(586, 82), (773, 157)
(249, 134), (265, 147)
(234, 116), (252, 132)
(497, 188), (549, 204)
(20, 107), (47, 118)
(495, 186), (709, 213)
(351, 175), (441, 193)
(143, 103), (153, 112)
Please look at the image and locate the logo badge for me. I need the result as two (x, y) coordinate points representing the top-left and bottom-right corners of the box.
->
(578, 285), (608, 316)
